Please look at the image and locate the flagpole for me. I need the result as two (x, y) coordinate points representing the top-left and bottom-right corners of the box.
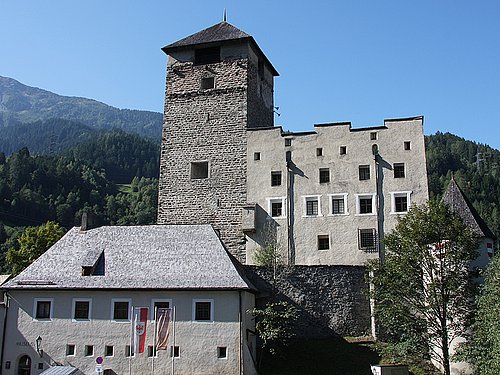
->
(152, 306), (157, 375)
(129, 305), (133, 375)
(171, 306), (176, 375)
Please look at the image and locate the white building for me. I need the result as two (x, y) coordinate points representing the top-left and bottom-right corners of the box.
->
(1, 224), (257, 375)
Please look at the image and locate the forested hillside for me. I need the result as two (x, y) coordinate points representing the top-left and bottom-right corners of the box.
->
(425, 132), (500, 239)
(0, 76), (162, 139)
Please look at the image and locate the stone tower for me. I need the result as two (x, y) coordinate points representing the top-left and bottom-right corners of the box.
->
(157, 22), (278, 261)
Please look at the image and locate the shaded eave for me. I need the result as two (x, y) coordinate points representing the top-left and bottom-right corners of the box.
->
(4, 286), (255, 293)
(162, 37), (279, 77)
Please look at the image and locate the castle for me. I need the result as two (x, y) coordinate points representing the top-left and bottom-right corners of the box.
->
(157, 21), (429, 266)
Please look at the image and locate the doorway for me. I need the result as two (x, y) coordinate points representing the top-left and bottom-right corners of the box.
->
(18, 355), (31, 375)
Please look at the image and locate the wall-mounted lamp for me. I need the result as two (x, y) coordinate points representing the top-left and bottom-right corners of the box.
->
(35, 336), (43, 357)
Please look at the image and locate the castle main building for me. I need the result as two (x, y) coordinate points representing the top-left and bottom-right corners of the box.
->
(157, 21), (429, 266)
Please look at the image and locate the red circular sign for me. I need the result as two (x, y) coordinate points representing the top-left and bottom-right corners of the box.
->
(96, 356), (103, 364)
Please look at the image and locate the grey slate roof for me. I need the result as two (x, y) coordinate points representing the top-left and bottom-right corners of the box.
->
(162, 21), (279, 76)
(163, 22), (251, 50)
(4, 225), (253, 290)
(442, 178), (496, 239)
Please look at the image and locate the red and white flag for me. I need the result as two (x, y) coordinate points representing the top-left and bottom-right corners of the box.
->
(132, 307), (148, 353)
(156, 308), (171, 350)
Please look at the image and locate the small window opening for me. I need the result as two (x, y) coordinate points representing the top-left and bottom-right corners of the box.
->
(201, 77), (215, 89)
(271, 171), (282, 186)
(38, 363), (44, 370)
(285, 138), (292, 147)
(85, 345), (94, 357)
(316, 148), (323, 156)
(370, 132), (377, 140)
(319, 168), (330, 183)
(171, 346), (180, 358)
(125, 345), (134, 357)
(271, 201), (283, 218)
(194, 46), (220, 65)
(254, 152), (261, 161)
(318, 235), (330, 250)
(404, 141), (411, 150)
(359, 229), (377, 252)
(340, 146), (347, 155)
(66, 345), (75, 356)
(105, 345), (114, 357)
(217, 346), (227, 359)
(191, 161), (209, 179)
(359, 165), (370, 180)
(148, 346), (157, 358)
(394, 163), (405, 178)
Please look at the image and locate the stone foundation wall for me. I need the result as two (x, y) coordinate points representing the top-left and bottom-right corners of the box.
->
(245, 265), (371, 337)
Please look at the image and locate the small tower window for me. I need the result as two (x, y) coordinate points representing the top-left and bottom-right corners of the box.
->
(340, 146), (347, 155)
(194, 47), (221, 65)
(254, 152), (261, 161)
(285, 139), (292, 147)
(316, 148), (323, 156)
(319, 168), (330, 183)
(318, 235), (330, 250)
(191, 161), (209, 179)
(370, 132), (377, 140)
(404, 141), (411, 150)
(201, 77), (215, 89)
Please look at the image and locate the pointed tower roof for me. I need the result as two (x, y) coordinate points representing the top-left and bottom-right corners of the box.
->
(162, 21), (279, 76)
(442, 178), (496, 239)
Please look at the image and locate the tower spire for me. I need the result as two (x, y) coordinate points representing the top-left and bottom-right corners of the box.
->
(223, 8), (227, 22)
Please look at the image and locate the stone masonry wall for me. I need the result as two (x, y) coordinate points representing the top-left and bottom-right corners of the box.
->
(245, 265), (371, 337)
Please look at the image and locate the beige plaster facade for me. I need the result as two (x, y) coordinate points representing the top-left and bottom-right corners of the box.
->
(245, 118), (429, 265)
(3, 290), (256, 375)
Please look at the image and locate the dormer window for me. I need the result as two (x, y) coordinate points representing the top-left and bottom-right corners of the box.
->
(195, 47), (221, 65)
(201, 77), (215, 89)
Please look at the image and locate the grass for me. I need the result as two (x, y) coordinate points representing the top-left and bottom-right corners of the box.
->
(260, 337), (380, 375)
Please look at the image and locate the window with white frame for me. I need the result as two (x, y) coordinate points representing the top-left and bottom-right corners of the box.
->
(390, 191), (411, 213)
(329, 194), (348, 215)
(34, 298), (53, 321)
(72, 298), (92, 321)
(267, 197), (286, 218)
(317, 235), (330, 250)
(193, 299), (214, 322)
(111, 298), (131, 321)
(303, 195), (321, 216)
(356, 194), (376, 215)
(358, 228), (377, 252)
(150, 299), (172, 320)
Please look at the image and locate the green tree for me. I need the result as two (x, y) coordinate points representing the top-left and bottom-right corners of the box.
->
(6, 221), (65, 275)
(457, 254), (500, 374)
(369, 200), (478, 375)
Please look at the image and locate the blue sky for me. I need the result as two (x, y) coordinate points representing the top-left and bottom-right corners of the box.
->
(1, 0), (499, 149)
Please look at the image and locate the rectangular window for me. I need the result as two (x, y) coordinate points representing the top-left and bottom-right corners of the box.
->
(194, 300), (213, 321)
(316, 148), (323, 156)
(404, 141), (411, 150)
(73, 300), (91, 320)
(271, 171), (282, 186)
(191, 161), (209, 179)
(271, 201), (282, 217)
(370, 132), (377, 140)
(305, 198), (319, 216)
(340, 146), (347, 155)
(151, 299), (171, 320)
(254, 152), (260, 161)
(112, 299), (130, 321)
(38, 363), (43, 370)
(85, 345), (94, 357)
(393, 163), (405, 178)
(285, 138), (292, 147)
(66, 345), (75, 356)
(201, 76), (215, 89)
(359, 165), (370, 180)
(217, 347), (227, 359)
(391, 191), (411, 214)
(194, 46), (220, 65)
(317, 235), (330, 250)
(319, 168), (330, 183)
(105, 345), (114, 357)
(359, 229), (377, 252)
(148, 346), (157, 358)
(331, 195), (347, 215)
(359, 197), (372, 214)
(36, 301), (51, 319)
(171, 346), (180, 358)
(125, 345), (134, 357)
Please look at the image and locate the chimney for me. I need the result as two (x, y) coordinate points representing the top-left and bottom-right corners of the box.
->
(80, 212), (99, 231)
